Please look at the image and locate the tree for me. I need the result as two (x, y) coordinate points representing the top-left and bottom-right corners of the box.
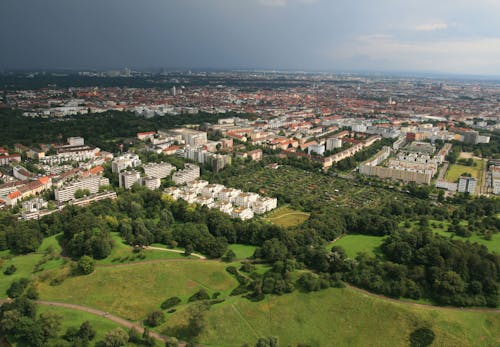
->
(78, 320), (96, 341)
(102, 328), (129, 347)
(77, 255), (95, 275)
(222, 249), (236, 262)
(410, 327), (435, 347)
(145, 310), (165, 327)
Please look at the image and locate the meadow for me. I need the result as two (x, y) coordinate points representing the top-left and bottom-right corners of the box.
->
(265, 206), (310, 228)
(38, 260), (238, 320)
(162, 287), (500, 347)
(330, 234), (386, 258)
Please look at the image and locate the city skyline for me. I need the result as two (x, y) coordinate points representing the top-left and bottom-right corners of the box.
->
(2, 0), (500, 76)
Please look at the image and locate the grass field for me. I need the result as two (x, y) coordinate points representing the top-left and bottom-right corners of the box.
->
(330, 234), (386, 258)
(227, 244), (257, 259)
(265, 206), (310, 228)
(403, 219), (500, 254)
(38, 260), (238, 320)
(36, 305), (131, 346)
(163, 287), (500, 347)
(96, 233), (194, 265)
(0, 253), (44, 298)
(445, 158), (485, 183)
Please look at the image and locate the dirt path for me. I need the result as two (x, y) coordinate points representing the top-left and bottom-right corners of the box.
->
(345, 284), (500, 313)
(0, 299), (187, 346)
(145, 246), (207, 260)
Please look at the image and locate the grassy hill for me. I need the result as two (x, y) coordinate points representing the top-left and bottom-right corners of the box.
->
(163, 287), (500, 347)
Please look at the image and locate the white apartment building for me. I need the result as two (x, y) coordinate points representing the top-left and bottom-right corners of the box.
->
(252, 197), (278, 214)
(55, 176), (110, 203)
(67, 137), (84, 146)
(186, 180), (209, 194)
(112, 153), (142, 173)
(172, 164), (200, 185)
(201, 183), (225, 198)
(143, 162), (175, 179)
(119, 170), (141, 189)
(231, 207), (254, 221)
(141, 176), (161, 190)
(234, 192), (259, 208)
(326, 137), (342, 150)
(217, 188), (242, 203)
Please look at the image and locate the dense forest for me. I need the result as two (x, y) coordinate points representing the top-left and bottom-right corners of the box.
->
(0, 109), (247, 152)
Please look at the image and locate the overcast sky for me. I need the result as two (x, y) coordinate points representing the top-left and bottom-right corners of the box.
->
(2, 0), (500, 75)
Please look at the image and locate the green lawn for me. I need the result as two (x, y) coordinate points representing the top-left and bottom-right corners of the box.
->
(96, 233), (194, 265)
(37, 233), (63, 254)
(330, 234), (386, 258)
(0, 253), (44, 298)
(445, 159), (484, 183)
(36, 305), (133, 346)
(228, 244), (257, 259)
(403, 219), (500, 254)
(38, 260), (238, 320)
(265, 206), (310, 228)
(163, 287), (500, 347)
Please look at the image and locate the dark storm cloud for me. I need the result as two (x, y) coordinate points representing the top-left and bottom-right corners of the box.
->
(2, 0), (500, 74)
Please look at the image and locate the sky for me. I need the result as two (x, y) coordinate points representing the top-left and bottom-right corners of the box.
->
(2, 0), (500, 75)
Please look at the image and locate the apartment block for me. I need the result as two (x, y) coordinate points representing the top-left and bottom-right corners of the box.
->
(119, 170), (141, 189)
(55, 176), (110, 203)
(172, 164), (200, 185)
(143, 162), (175, 179)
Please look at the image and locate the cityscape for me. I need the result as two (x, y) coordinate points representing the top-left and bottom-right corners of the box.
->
(1, 1), (500, 347)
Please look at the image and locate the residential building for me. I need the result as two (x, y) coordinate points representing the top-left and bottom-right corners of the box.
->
(172, 164), (200, 185)
(55, 176), (110, 203)
(119, 170), (141, 189)
(458, 177), (477, 194)
(143, 162), (175, 179)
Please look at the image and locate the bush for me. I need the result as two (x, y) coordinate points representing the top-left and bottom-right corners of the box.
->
(226, 266), (238, 275)
(7, 278), (30, 298)
(160, 296), (181, 310)
(77, 256), (95, 275)
(145, 310), (165, 327)
(188, 289), (210, 302)
(3, 264), (17, 275)
(410, 327), (435, 347)
(102, 328), (129, 347)
(222, 249), (236, 262)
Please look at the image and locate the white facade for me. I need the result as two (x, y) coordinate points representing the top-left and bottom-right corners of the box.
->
(143, 162), (175, 179)
(119, 170), (141, 189)
(112, 153), (142, 173)
(141, 176), (161, 190)
(55, 176), (110, 203)
(172, 164), (200, 185)
(458, 177), (477, 194)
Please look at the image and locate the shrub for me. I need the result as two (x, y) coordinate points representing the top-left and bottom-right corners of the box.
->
(160, 296), (181, 310)
(410, 327), (435, 347)
(145, 310), (165, 327)
(3, 264), (17, 275)
(77, 256), (95, 275)
(188, 289), (210, 302)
